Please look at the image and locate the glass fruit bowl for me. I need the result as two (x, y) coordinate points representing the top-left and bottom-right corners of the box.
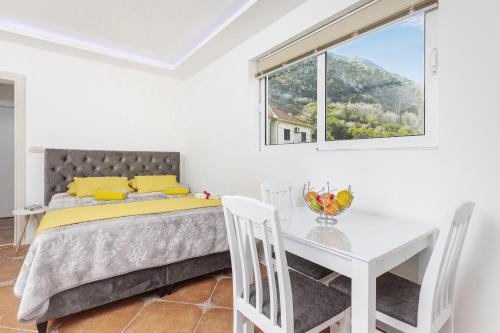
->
(303, 182), (353, 224)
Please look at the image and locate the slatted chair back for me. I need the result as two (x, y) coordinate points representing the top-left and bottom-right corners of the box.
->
(222, 195), (294, 333)
(419, 202), (475, 332)
(261, 180), (294, 211)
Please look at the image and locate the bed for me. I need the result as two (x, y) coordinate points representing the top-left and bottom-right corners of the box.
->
(14, 149), (231, 333)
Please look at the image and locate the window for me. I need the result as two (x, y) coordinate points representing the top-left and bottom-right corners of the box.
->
(283, 128), (291, 141)
(265, 57), (317, 145)
(259, 7), (438, 151)
(325, 13), (425, 141)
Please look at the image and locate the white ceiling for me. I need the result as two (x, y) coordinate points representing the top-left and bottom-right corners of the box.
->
(0, 0), (306, 77)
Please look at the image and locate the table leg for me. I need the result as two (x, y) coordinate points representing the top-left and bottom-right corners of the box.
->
(418, 233), (437, 283)
(351, 259), (376, 333)
(16, 215), (30, 253)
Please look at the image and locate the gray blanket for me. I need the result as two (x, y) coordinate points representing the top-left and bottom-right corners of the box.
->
(14, 193), (228, 322)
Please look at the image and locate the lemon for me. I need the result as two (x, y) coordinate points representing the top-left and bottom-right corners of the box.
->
(336, 190), (353, 209)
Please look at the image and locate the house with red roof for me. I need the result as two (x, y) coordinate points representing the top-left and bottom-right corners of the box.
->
(267, 107), (314, 145)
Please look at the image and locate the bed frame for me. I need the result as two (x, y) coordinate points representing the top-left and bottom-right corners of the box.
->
(35, 149), (231, 333)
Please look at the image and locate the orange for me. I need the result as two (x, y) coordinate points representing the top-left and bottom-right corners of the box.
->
(324, 199), (340, 215)
(306, 191), (318, 202)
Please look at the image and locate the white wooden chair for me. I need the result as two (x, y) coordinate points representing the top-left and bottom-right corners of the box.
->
(261, 180), (336, 283)
(222, 195), (351, 333)
(260, 180), (295, 212)
(330, 202), (475, 333)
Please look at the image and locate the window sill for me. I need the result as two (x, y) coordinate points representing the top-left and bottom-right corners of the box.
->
(259, 142), (317, 152)
(316, 134), (438, 151)
(259, 135), (438, 152)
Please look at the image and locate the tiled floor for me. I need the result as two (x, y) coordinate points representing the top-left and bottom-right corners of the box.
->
(0, 245), (252, 333)
(0, 218), (14, 246)
(0, 245), (352, 333)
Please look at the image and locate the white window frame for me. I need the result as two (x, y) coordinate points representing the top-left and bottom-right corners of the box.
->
(259, 9), (438, 152)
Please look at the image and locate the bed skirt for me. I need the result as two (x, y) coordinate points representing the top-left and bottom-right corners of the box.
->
(35, 251), (231, 325)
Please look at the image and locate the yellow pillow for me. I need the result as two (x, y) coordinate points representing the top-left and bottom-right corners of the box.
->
(128, 185), (136, 193)
(94, 191), (127, 201)
(67, 182), (77, 196)
(74, 177), (129, 198)
(135, 175), (179, 193)
(129, 178), (138, 191)
(163, 187), (190, 195)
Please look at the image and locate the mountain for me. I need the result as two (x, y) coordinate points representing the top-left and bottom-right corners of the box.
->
(268, 53), (424, 117)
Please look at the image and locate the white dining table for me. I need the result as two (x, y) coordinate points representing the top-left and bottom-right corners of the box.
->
(253, 207), (437, 333)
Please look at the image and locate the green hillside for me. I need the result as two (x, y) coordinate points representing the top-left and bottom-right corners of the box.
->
(268, 53), (424, 140)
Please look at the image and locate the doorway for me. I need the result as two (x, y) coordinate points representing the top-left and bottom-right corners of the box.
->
(0, 81), (14, 245)
(0, 71), (26, 248)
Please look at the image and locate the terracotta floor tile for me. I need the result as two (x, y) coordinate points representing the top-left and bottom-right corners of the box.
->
(259, 264), (268, 278)
(0, 286), (19, 317)
(196, 308), (232, 333)
(126, 302), (201, 333)
(0, 259), (23, 282)
(0, 327), (35, 333)
(0, 308), (36, 331)
(58, 298), (144, 333)
(211, 278), (233, 308)
(0, 258), (6, 269)
(0, 246), (28, 258)
(162, 276), (217, 304)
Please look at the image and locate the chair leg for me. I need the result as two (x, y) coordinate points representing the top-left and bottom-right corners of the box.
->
(244, 319), (255, 333)
(234, 309), (245, 333)
(337, 315), (345, 333)
(343, 308), (351, 333)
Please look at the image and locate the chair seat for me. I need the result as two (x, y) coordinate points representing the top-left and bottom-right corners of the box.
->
(249, 269), (350, 333)
(329, 272), (420, 327)
(272, 250), (334, 280)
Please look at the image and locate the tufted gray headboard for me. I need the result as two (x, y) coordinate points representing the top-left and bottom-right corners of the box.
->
(44, 149), (180, 205)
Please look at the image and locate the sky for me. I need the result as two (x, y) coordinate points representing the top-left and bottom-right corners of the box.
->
(329, 12), (425, 83)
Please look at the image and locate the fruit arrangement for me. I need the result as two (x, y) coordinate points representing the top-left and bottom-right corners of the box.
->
(303, 182), (353, 223)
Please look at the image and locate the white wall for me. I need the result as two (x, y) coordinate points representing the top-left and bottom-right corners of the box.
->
(177, 0), (500, 332)
(0, 39), (187, 204)
(0, 39), (189, 240)
(0, 83), (15, 217)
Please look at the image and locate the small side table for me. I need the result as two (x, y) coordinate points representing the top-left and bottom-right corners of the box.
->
(12, 207), (47, 252)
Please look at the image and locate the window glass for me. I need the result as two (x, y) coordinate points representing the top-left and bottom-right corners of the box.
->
(266, 57), (317, 145)
(325, 13), (425, 141)
(284, 128), (290, 141)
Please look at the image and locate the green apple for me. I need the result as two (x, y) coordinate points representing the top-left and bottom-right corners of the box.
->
(310, 198), (323, 212)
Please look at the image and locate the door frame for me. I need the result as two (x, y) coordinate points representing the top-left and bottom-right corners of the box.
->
(0, 71), (26, 246)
